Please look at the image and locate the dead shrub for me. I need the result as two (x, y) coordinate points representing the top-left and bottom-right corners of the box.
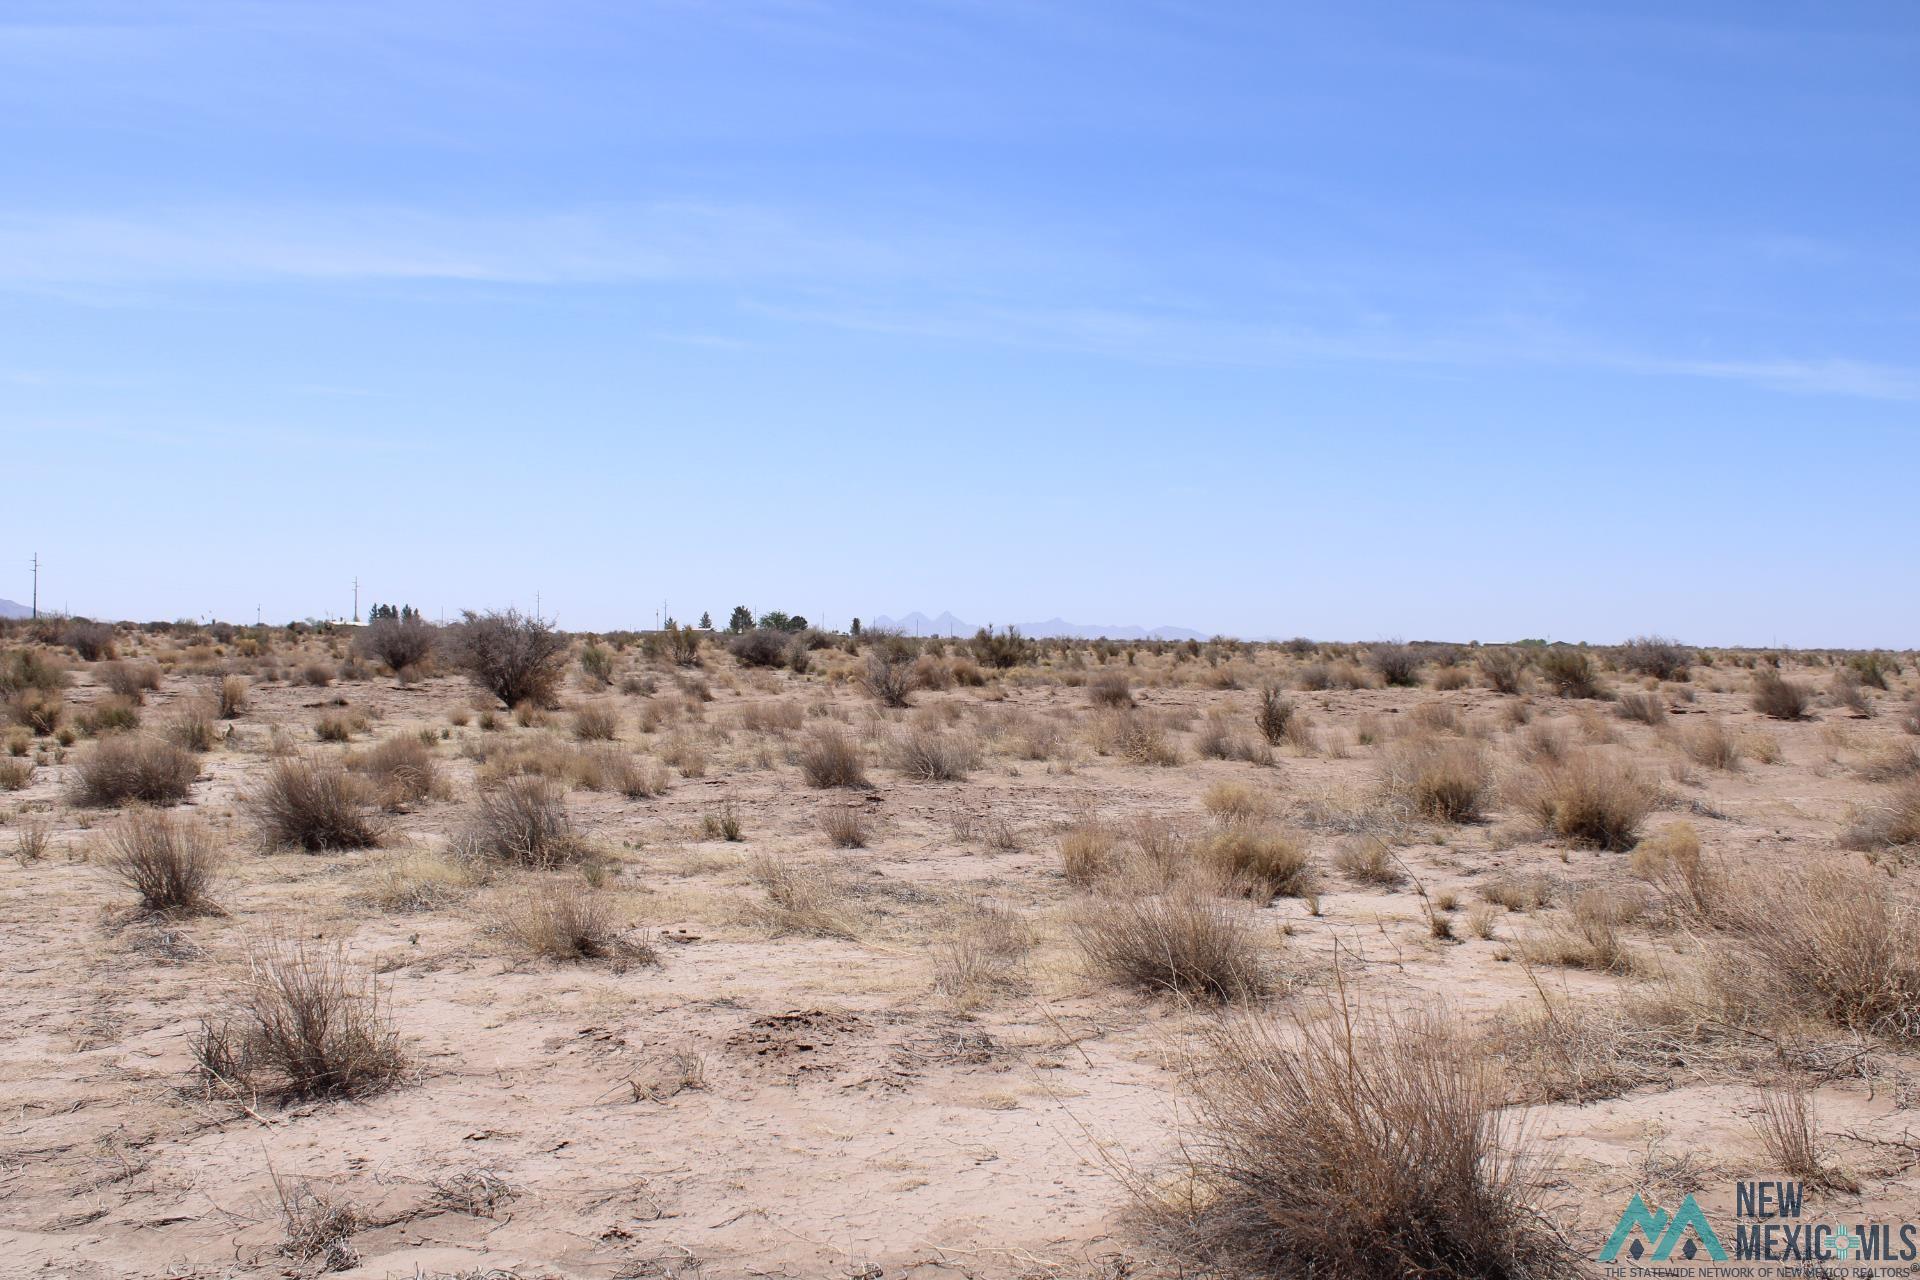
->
(799, 725), (868, 788)
(457, 776), (583, 867)
(1160, 1000), (1568, 1279)
(1680, 719), (1743, 771)
(1751, 1082), (1855, 1193)
(98, 807), (222, 913)
(1088, 670), (1134, 708)
(1381, 737), (1490, 823)
(1060, 820), (1120, 886)
(247, 756), (381, 850)
(1333, 836), (1405, 887)
(571, 702), (620, 741)
(1203, 780), (1273, 824)
(1517, 887), (1642, 973)
(1751, 669), (1813, 721)
(1614, 691), (1665, 726)
(195, 936), (405, 1101)
(1069, 882), (1268, 1002)
(746, 854), (856, 938)
(100, 660), (162, 702)
(1196, 710), (1274, 766)
(216, 674), (249, 719)
(70, 734), (199, 807)
(1366, 642), (1422, 688)
(1478, 648), (1528, 695)
(275, 1175), (361, 1270)
(1512, 749), (1657, 849)
(932, 899), (1034, 1007)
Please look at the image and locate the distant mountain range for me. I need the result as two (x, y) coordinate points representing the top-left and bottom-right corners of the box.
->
(0, 598), (31, 620)
(869, 611), (1207, 642)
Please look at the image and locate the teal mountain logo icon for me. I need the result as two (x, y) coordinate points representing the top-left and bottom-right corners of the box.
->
(1600, 1193), (1728, 1262)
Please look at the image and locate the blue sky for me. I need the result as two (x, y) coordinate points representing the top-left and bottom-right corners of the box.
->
(3, 1), (1915, 645)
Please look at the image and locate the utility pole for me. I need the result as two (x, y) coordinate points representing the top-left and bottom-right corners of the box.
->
(352, 577), (360, 623)
(30, 552), (39, 620)
(535, 590), (541, 620)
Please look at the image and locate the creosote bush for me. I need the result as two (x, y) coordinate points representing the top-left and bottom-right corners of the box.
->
(1538, 648), (1602, 698)
(452, 608), (570, 708)
(1160, 1000), (1569, 1279)
(354, 615), (437, 676)
(1254, 685), (1295, 745)
(98, 807), (222, 913)
(71, 734), (199, 807)
(1618, 635), (1693, 681)
(247, 756), (382, 851)
(1366, 643), (1422, 688)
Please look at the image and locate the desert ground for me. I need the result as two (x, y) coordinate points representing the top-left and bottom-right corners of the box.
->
(3, 618), (1919, 1279)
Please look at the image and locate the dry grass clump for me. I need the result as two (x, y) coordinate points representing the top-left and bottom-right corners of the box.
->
(1839, 780), (1920, 850)
(369, 848), (483, 912)
(100, 660), (162, 702)
(347, 735), (445, 811)
(1517, 887), (1643, 973)
(1614, 691), (1665, 726)
(1828, 672), (1873, 717)
(1160, 1001), (1567, 1279)
(1707, 861), (1920, 1040)
(314, 710), (363, 742)
(1203, 780), (1274, 823)
(1060, 820), (1121, 885)
(1195, 710), (1274, 765)
(746, 854), (857, 938)
(1094, 708), (1183, 766)
(1332, 836), (1404, 886)
(1069, 881), (1268, 1002)
(1538, 648), (1602, 698)
(98, 807), (222, 913)
(1479, 873), (1554, 912)
(1200, 824), (1315, 900)
(737, 700), (805, 734)
(1751, 1083), (1856, 1194)
(1087, 670), (1134, 708)
(193, 936), (405, 1101)
(9, 688), (65, 736)
(0, 756), (31, 791)
(819, 803), (869, 848)
(1628, 821), (1720, 917)
(1477, 648), (1528, 695)
(493, 879), (654, 965)
(1679, 718), (1742, 771)
(1511, 749), (1657, 849)
(1381, 737), (1491, 823)
(167, 700), (218, 752)
(1901, 698), (1920, 736)
(1751, 669), (1813, 720)
(571, 702), (620, 741)
(1, 647), (68, 694)
(893, 722), (978, 781)
(456, 776), (584, 867)
(799, 725), (868, 788)
(932, 899), (1035, 1007)
(70, 734), (199, 807)
(216, 674), (249, 719)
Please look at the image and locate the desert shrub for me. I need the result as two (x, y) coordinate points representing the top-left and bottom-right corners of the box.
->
(494, 880), (652, 964)
(354, 616), (437, 676)
(1680, 719), (1743, 771)
(1828, 672), (1872, 717)
(100, 661), (162, 702)
(1431, 666), (1472, 691)
(8, 688), (64, 736)
(1751, 670), (1813, 721)
(167, 702), (218, 752)
(64, 620), (117, 661)
(98, 807), (222, 913)
(1513, 749), (1657, 849)
(1381, 737), (1491, 822)
(216, 674), (249, 719)
(300, 661), (335, 687)
(451, 609), (570, 708)
(78, 694), (140, 736)
(195, 937), (405, 1100)
(728, 628), (790, 669)
(314, 711), (360, 742)
(457, 776), (583, 867)
(1478, 648), (1528, 695)
(819, 804), (869, 848)
(859, 637), (919, 708)
(701, 801), (744, 841)
(578, 641), (615, 687)
(1839, 780), (1920, 850)
(1366, 643), (1421, 688)
(799, 725), (868, 788)
(1195, 711), (1273, 766)
(1707, 861), (1920, 1040)
(1614, 691), (1665, 726)
(1253, 684), (1295, 746)
(1618, 635), (1692, 681)
(0, 648), (68, 694)
(932, 900), (1035, 1007)
(247, 757), (380, 850)
(1333, 836), (1405, 886)
(1161, 1001), (1567, 1280)
(1096, 709), (1183, 766)
(1088, 671), (1133, 709)
(0, 757), (31, 791)
(746, 854), (855, 937)
(1059, 821), (1120, 885)
(1538, 648), (1602, 698)
(1069, 883), (1268, 1001)
(71, 734), (198, 807)
(893, 723), (977, 781)
(1479, 872), (1555, 912)
(1200, 825), (1314, 899)
(1629, 820), (1720, 917)
(969, 626), (1032, 670)
(571, 702), (620, 741)
(1517, 887), (1642, 973)
(1204, 780), (1274, 823)
(347, 735), (443, 811)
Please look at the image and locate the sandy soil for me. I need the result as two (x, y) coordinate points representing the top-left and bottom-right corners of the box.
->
(2, 633), (1918, 1278)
